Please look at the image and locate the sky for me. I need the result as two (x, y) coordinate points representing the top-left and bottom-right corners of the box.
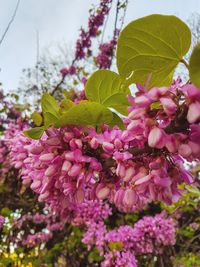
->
(0, 0), (200, 91)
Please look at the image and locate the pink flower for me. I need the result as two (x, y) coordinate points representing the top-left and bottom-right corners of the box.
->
(187, 102), (200, 123)
(148, 127), (165, 148)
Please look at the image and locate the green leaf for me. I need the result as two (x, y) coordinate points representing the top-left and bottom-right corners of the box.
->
(57, 101), (113, 128)
(109, 112), (125, 130)
(117, 14), (191, 88)
(88, 248), (103, 263)
(189, 43), (200, 88)
(103, 93), (129, 115)
(31, 111), (43, 126)
(23, 126), (45, 140)
(85, 70), (130, 115)
(108, 241), (123, 251)
(41, 93), (60, 117)
(1, 207), (12, 217)
(185, 185), (200, 196)
(60, 99), (75, 112)
(44, 112), (59, 128)
(150, 101), (161, 110)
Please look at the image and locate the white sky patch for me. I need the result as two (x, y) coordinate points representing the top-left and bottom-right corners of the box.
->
(0, 0), (199, 91)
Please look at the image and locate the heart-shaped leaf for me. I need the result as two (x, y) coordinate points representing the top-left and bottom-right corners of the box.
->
(85, 70), (130, 115)
(189, 43), (200, 88)
(117, 14), (191, 88)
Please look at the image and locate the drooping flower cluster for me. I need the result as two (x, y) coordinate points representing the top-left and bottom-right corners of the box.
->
(86, 81), (199, 211)
(0, 91), (26, 179)
(8, 80), (200, 216)
(9, 126), (104, 218)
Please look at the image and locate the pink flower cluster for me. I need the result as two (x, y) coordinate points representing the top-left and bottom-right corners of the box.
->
(82, 212), (176, 266)
(82, 221), (107, 252)
(96, 39), (117, 69)
(126, 82), (200, 160)
(0, 215), (5, 229)
(9, 126), (103, 218)
(101, 250), (137, 267)
(75, 0), (112, 60)
(132, 213), (176, 255)
(72, 200), (112, 226)
(12, 211), (64, 247)
(8, 80), (199, 216)
(87, 82), (199, 211)
(60, 65), (77, 78)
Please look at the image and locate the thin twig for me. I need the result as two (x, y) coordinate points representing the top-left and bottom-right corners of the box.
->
(0, 0), (21, 46)
(113, 0), (120, 38)
(101, 0), (113, 44)
(180, 58), (189, 69)
(120, 0), (129, 29)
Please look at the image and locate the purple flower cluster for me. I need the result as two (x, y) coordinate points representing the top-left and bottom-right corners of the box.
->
(72, 200), (112, 226)
(9, 126), (103, 218)
(0, 215), (5, 229)
(132, 213), (176, 255)
(82, 212), (176, 266)
(101, 250), (137, 267)
(95, 39), (117, 69)
(82, 221), (107, 253)
(8, 80), (200, 216)
(60, 65), (77, 78)
(75, 0), (112, 60)
(22, 231), (53, 247)
(13, 211), (64, 247)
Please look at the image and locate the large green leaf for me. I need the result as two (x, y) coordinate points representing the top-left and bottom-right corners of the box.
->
(117, 14), (191, 88)
(85, 70), (130, 115)
(57, 101), (113, 127)
(41, 93), (60, 117)
(23, 126), (45, 140)
(189, 43), (200, 88)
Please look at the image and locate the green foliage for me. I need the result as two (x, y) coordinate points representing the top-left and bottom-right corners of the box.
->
(41, 93), (60, 128)
(57, 101), (113, 128)
(23, 126), (45, 140)
(173, 253), (200, 267)
(1, 207), (12, 217)
(162, 185), (200, 213)
(117, 14), (191, 88)
(108, 241), (123, 251)
(88, 248), (103, 263)
(43, 112), (59, 128)
(189, 43), (200, 88)
(60, 99), (75, 112)
(109, 112), (125, 130)
(41, 93), (60, 117)
(31, 111), (43, 126)
(85, 70), (130, 115)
